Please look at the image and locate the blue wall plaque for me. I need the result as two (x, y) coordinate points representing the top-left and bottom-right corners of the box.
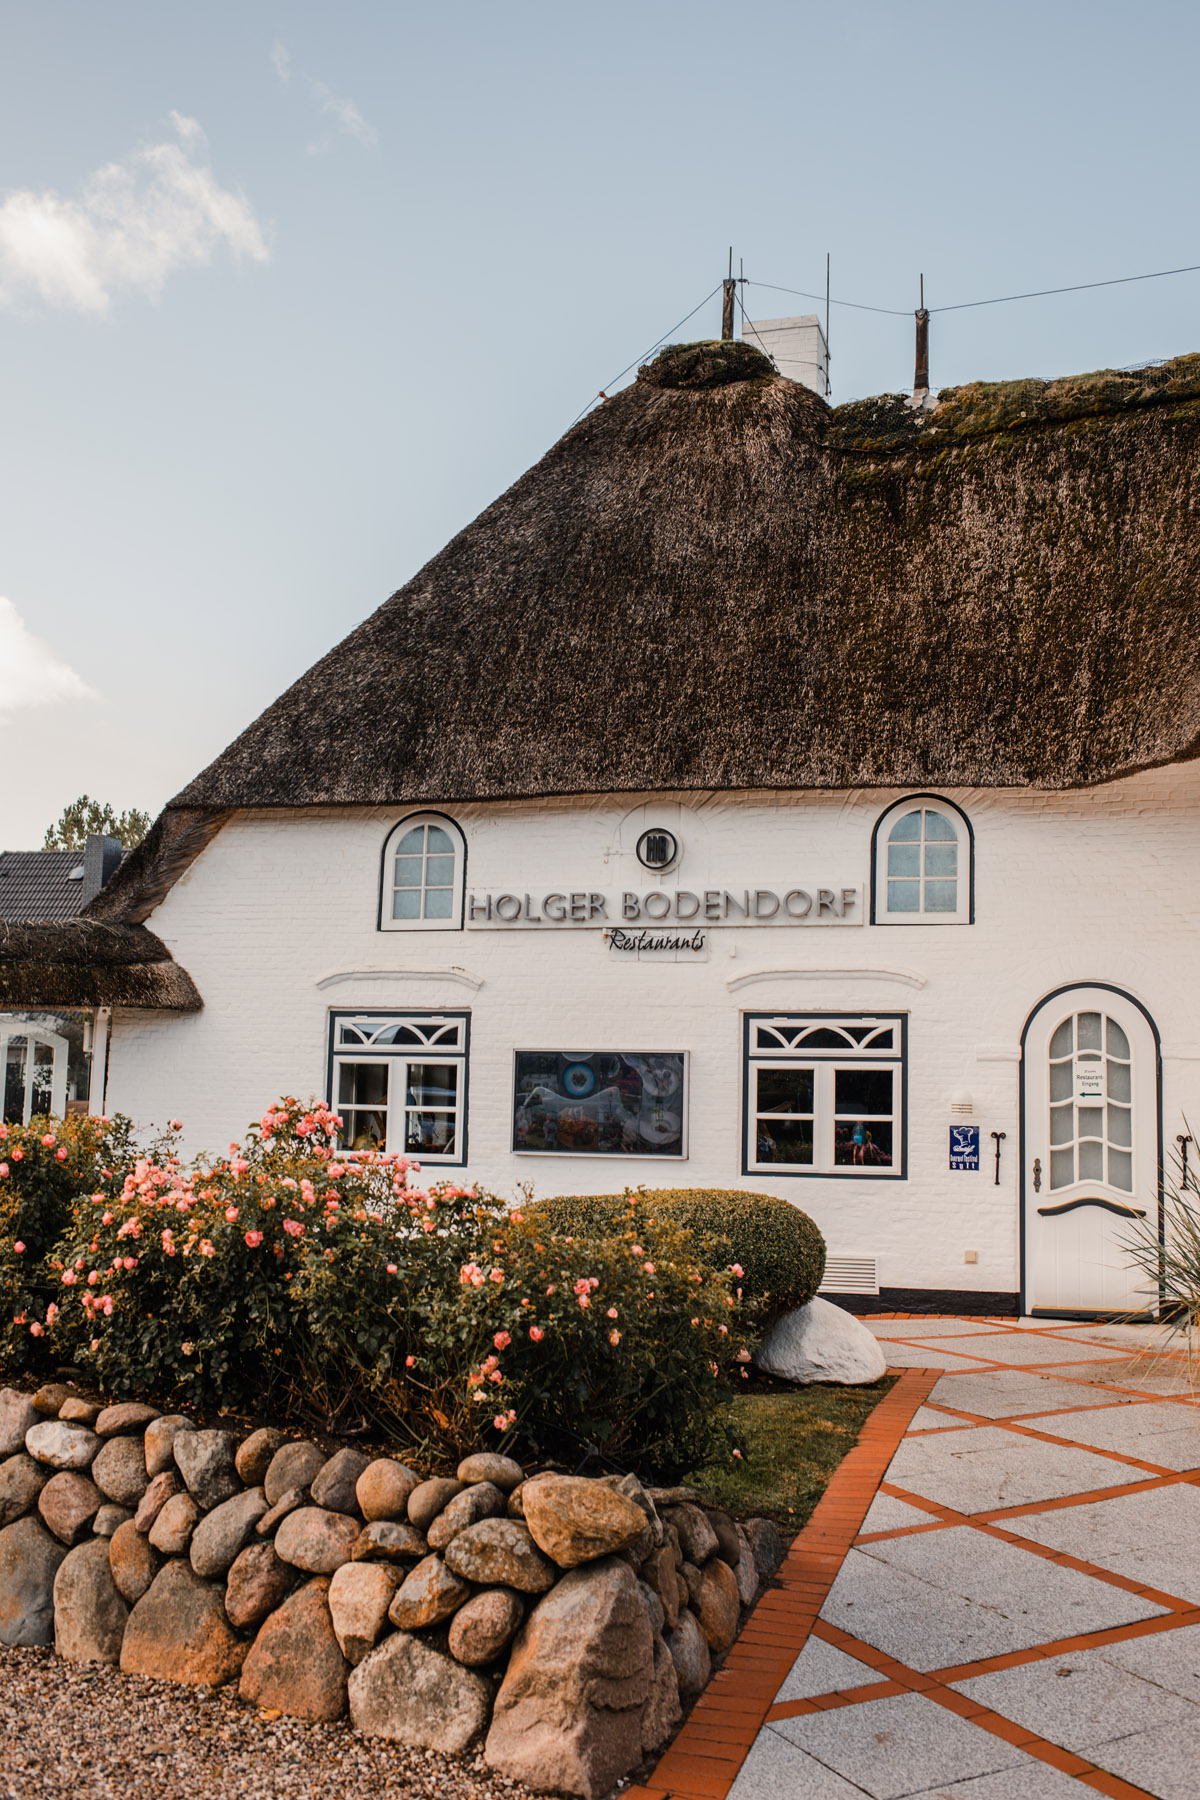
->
(949, 1125), (980, 1171)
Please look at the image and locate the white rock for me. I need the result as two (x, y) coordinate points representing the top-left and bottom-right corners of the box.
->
(754, 1297), (887, 1384)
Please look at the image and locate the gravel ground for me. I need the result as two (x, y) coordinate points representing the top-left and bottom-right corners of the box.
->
(0, 1647), (546, 1800)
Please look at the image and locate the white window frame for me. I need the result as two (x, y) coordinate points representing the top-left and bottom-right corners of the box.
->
(872, 795), (973, 926)
(379, 812), (466, 932)
(328, 1011), (469, 1164)
(743, 1013), (907, 1179)
(1, 1025), (69, 1125)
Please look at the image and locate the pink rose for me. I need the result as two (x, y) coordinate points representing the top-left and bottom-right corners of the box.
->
(386, 1264), (398, 1274)
(12, 1241), (24, 1255)
(29, 1322), (43, 1337)
(608, 1329), (621, 1347)
(405, 1354), (415, 1367)
(40, 1134), (55, 1147)
(169, 1119), (183, 1130)
(225, 1207), (238, 1223)
(55, 1148), (68, 1162)
(244, 1230), (264, 1248)
(282, 1219), (304, 1237)
(494, 1330), (512, 1350)
(529, 1325), (544, 1342)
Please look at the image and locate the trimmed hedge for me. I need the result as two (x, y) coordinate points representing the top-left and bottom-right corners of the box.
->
(532, 1188), (826, 1327)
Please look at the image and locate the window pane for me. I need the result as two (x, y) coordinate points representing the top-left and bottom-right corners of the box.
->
(1050, 1103), (1074, 1145)
(397, 827), (425, 854)
(756, 1068), (814, 1114)
(887, 844), (920, 877)
(392, 889), (421, 919)
(4, 1043), (26, 1126)
(1106, 1019), (1130, 1059)
(425, 855), (455, 885)
(887, 880), (919, 913)
(1050, 1147), (1074, 1188)
(1050, 1019), (1073, 1059)
(1077, 1012), (1102, 1052)
(1107, 1061), (1131, 1103)
(889, 811), (922, 842)
(423, 888), (453, 919)
(426, 826), (453, 854)
(393, 854), (423, 887)
(797, 1028), (853, 1049)
(924, 880), (958, 913)
(834, 1119), (893, 1166)
(406, 1112), (456, 1154)
(343, 1109), (387, 1151)
(924, 811), (957, 841)
(1108, 1104), (1131, 1148)
(337, 1063), (388, 1107)
(834, 1069), (892, 1114)
(406, 1064), (458, 1107)
(755, 1119), (813, 1164)
(1079, 1140), (1104, 1180)
(1108, 1149), (1132, 1192)
(1050, 1062), (1073, 1102)
(1077, 1106), (1104, 1139)
(923, 843), (957, 877)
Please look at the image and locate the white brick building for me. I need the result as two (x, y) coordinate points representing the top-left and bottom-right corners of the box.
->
(6, 339), (1199, 1320)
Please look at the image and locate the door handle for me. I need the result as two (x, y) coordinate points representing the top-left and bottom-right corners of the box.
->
(1032, 1157), (1042, 1193)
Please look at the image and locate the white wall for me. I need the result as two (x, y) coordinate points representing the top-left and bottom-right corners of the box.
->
(105, 769), (1200, 1299)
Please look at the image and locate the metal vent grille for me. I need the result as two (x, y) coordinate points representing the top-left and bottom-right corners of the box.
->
(820, 1256), (879, 1295)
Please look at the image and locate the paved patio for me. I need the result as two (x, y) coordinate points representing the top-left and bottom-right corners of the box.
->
(634, 1316), (1200, 1800)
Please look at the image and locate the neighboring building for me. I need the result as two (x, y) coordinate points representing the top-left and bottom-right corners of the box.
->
(4, 338), (1199, 1318)
(0, 834), (131, 1122)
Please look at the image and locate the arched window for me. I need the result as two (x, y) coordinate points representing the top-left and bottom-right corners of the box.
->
(379, 813), (465, 931)
(871, 796), (973, 925)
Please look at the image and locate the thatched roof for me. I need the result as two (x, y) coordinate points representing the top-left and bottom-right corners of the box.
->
(88, 343), (1200, 925)
(0, 921), (202, 1011)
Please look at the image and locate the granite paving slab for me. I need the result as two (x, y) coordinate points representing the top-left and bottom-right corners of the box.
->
(952, 1649), (1198, 1751)
(768, 1692), (1030, 1799)
(924, 1334), (1132, 1366)
(878, 1344), (1004, 1370)
(858, 1491), (946, 1534)
(774, 1633), (882, 1703)
(883, 1423), (1146, 1513)
(1025, 1401), (1200, 1471)
(1096, 1620), (1200, 1701)
(1086, 1712), (1200, 1800)
(726, 1731), (870, 1799)
(901, 1768), (1100, 1798)
(865, 1320), (1012, 1338)
(1002, 1482), (1200, 1603)
(927, 1368), (1153, 1418)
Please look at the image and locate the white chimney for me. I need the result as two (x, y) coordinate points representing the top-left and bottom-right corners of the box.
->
(741, 313), (829, 398)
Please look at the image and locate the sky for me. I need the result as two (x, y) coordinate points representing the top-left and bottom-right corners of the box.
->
(2, 0), (1199, 847)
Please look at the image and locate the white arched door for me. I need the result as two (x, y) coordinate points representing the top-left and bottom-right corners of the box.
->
(1023, 987), (1160, 1317)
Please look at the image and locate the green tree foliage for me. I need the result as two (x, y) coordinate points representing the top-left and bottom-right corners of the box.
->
(43, 795), (151, 851)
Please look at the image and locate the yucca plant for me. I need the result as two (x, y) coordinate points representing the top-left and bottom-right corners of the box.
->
(1120, 1135), (1200, 1372)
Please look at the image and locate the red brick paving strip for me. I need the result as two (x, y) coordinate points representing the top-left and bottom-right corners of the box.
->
(622, 1364), (940, 1800)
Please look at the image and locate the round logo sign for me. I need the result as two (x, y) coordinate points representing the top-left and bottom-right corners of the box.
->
(636, 828), (679, 871)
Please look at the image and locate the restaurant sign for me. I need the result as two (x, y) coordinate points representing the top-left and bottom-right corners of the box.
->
(466, 886), (861, 928)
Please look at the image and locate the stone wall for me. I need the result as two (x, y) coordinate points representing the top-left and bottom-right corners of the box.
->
(0, 1384), (783, 1800)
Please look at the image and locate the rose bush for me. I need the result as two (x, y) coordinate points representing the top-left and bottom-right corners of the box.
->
(0, 1111), (143, 1375)
(39, 1101), (751, 1473)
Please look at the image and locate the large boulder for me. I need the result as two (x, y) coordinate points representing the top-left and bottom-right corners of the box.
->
(695, 1556), (741, 1652)
(349, 1630), (492, 1752)
(0, 1390), (39, 1457)
(664, 1607), (710, 1697)
(274, 1506), (360, 1575)
(121, 1561), (247, 1685)
(239, 1577), (348, 1723)
(0, 1453), (46, 1527)
(37, 1472), (104, 1545)
(522, 1476), (647, 1569)
(148, 1491), (202, 1556)
(91, 1437), (150, 1508)
(235, 1427), (285, 1486)
(190, 1487), (269, 1579)
(173, 1429), (240, 1508)
(53, 1539), (128, 1664)
(427, 1482), (506, 1550)
(485, 1557), (656, 1800)
(328, 1561), (402, 1663)
(357, 1458), (421, 1522)
(457, 1453), (524, 1492)
(25, 1421), (100, 1471)
(448, 1588), (524, 1666)
(407, 1477), (463, 1532)
(387, 1553), (472, 1630)
(352, 1521), (428, 1564)
(263, 1440), (326, 1506)
(225, 1541), (294, 1630)
(311, 1448), (370, 1516)
(0, 1516), (67, 1645)
(661, 1503), (718, 1566)
(442, 1519), (556, 1593)
(109, 1519), (161, 1603)
(95, 1402), (159, 1437)
(755, 1295), (888, 1383)
(143, 1415), (195, 1477)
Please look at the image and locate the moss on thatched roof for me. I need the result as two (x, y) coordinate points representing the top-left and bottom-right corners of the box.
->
(0, 921), (202, 1011)
(82, 346), (1200, 925)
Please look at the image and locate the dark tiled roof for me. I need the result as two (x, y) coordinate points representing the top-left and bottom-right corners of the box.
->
(0, 851), (86, 923)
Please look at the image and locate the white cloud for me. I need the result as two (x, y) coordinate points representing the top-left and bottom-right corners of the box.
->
(0, 597), (99, 713)
(0, 115), (268, 316)
(271, 40), (378, 152)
